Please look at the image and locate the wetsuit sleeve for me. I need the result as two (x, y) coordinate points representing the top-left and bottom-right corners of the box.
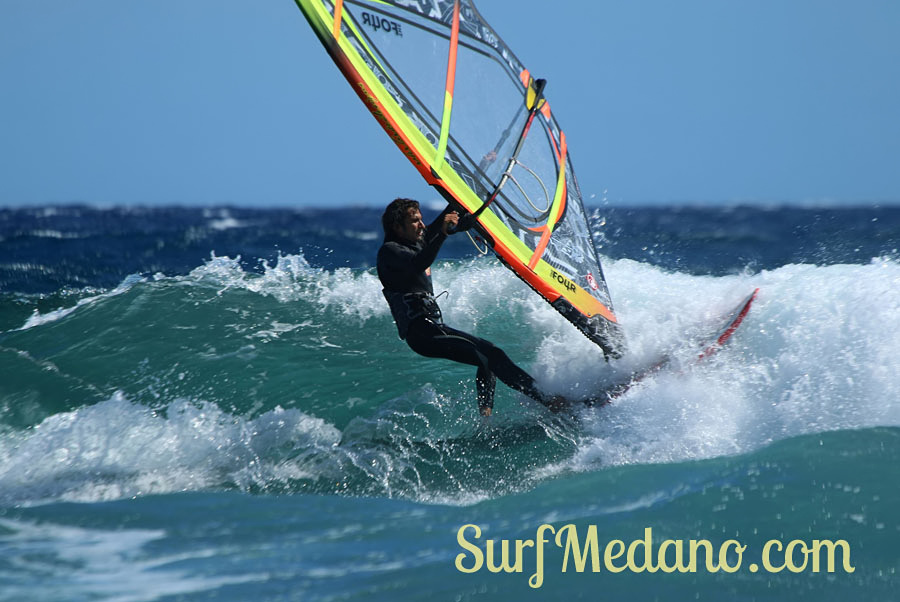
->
(379, 230), (446, 275)
(425, 204), (468, 239)
(414, 227), (448, 272)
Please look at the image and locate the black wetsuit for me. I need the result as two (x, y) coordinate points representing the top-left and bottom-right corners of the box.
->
(376, 209), (547, 412)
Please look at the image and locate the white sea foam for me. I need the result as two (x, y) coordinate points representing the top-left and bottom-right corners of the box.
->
(185, 251), (389, 320)
(0, 392), (341, 506)
(540, 256), (900, 473)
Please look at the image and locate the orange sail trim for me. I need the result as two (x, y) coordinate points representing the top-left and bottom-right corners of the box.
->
(444, 2), (460, 99)
(540, 102), (551, 121)
(528, 132), (568, 269)
(433, 0), (461, 169)
(331, 0), (344, 39)
(527, 228), (554, 270)
(526, 195), (566, 270)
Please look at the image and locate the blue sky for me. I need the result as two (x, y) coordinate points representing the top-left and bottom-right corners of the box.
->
(2, 0), (898, 207)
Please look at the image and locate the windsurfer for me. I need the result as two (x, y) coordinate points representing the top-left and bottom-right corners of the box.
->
(377, 197), (565, 416)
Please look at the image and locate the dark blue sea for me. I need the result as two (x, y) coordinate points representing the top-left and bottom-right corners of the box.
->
(1, 204), (898, 601)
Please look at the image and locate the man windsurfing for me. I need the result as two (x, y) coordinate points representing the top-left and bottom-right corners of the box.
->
(377, 197), (565, 416)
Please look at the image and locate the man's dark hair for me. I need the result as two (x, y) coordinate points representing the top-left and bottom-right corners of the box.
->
(382, 198), (419, 236)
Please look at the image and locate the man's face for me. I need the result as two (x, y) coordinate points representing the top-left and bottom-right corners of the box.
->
(395, 207), (425, 243)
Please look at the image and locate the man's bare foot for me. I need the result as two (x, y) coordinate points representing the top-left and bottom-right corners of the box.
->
(480, 407), (492, 417)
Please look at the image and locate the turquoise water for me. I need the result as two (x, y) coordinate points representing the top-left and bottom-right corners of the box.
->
(2, 428), (896, 600)
(0, 206), (898, 600)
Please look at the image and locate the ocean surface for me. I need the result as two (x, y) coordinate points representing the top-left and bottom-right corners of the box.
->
(0, 204), (898, 601)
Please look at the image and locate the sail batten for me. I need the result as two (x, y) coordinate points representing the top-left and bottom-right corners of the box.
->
(295, 0), (626, 358)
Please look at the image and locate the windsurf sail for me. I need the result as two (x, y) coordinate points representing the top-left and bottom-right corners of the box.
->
(293, 0), (626, 358)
